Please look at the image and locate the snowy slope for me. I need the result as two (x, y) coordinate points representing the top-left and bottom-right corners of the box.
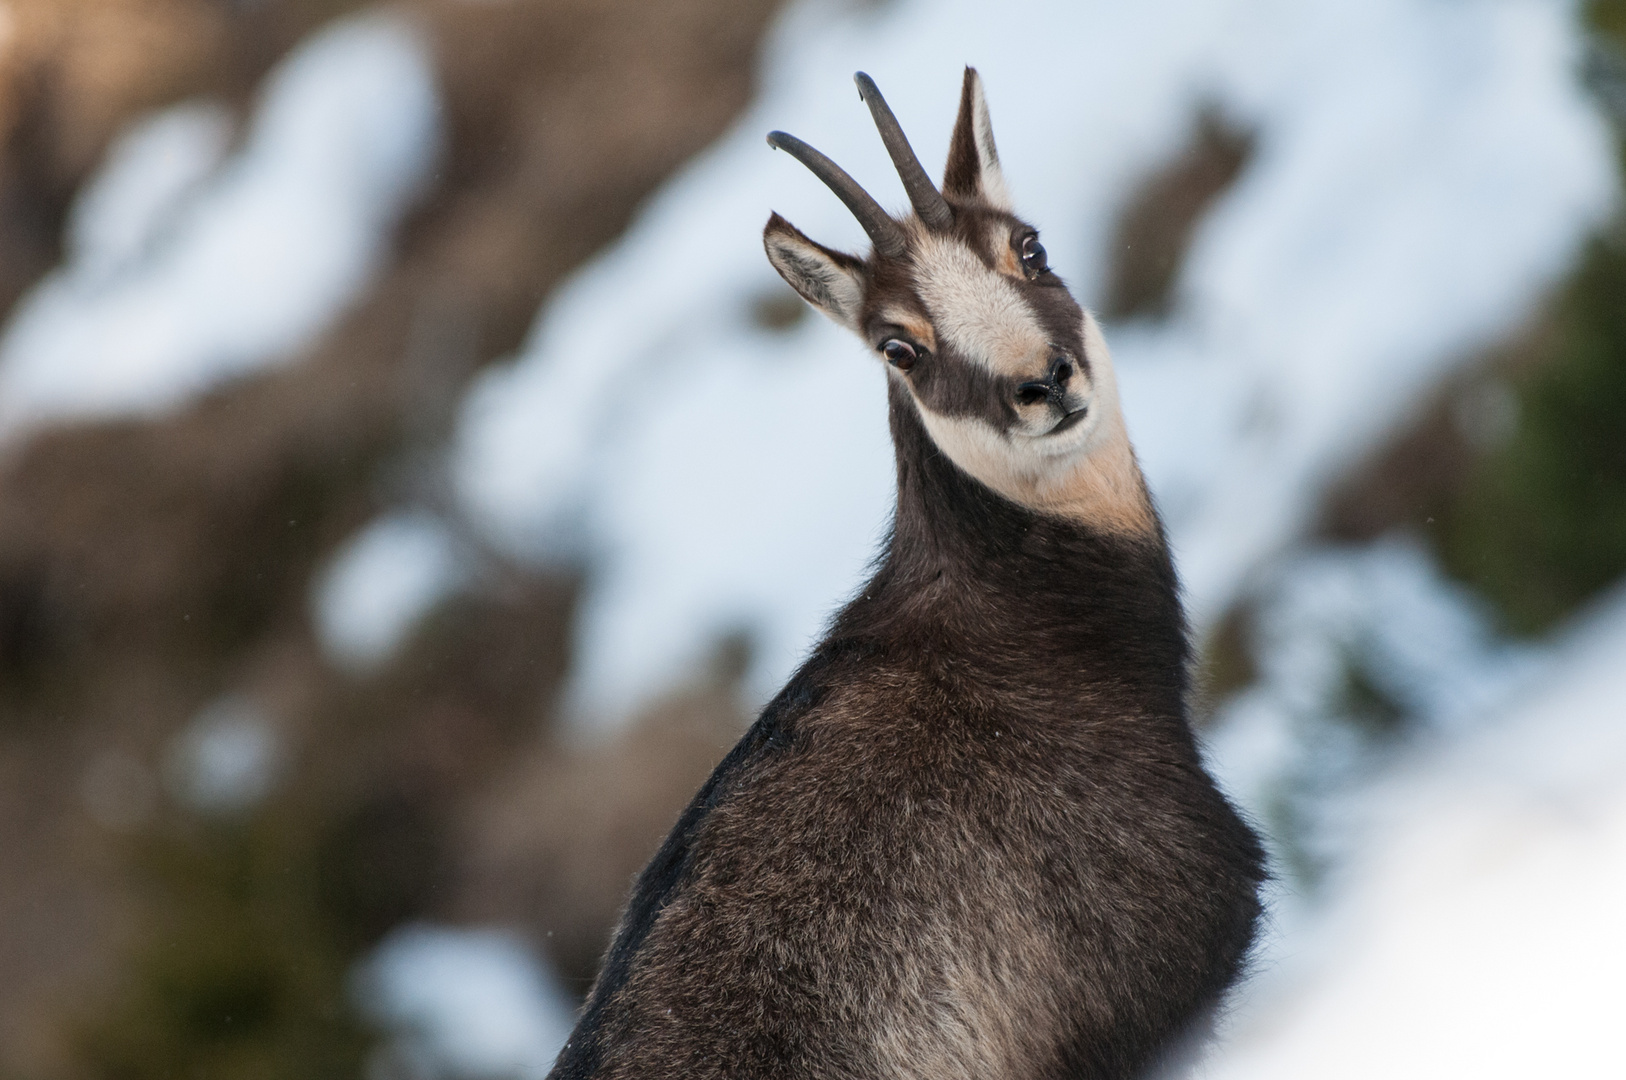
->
(449, 0), (1614, 725)
(1198, 582), (1626, 1080)
(1199, 537), (1551, 881)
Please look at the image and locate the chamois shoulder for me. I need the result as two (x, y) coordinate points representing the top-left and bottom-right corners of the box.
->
(549, 646), (856, 1079)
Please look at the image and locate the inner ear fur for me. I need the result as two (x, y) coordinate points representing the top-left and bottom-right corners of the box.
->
(763, 212), (868, 331)
(942, 67), (1011, 210)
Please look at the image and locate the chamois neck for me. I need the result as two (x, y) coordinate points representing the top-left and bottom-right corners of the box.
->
(844, 386), (1190, 715)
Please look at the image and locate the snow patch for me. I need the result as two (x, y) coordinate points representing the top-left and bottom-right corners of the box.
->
(357, 924), (574, 1080)
(313, 511), (468, 671)
(164, 694), (282, 815)
(0, 9), (441, 441)
(64, 100), (234, 288)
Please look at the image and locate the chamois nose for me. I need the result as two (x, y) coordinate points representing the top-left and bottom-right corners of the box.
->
(1015, 356), (1074, 407)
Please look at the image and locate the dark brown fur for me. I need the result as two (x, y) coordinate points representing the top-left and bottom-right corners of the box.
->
(548, 70), (1264, 1080)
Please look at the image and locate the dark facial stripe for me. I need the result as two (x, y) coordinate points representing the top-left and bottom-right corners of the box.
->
(908, 349), (1020, 429)
(1016, 272), (1092, 384)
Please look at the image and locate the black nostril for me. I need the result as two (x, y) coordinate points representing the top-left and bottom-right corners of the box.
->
(1052, 358), (1073, 387)
(1015, 382), (1049, 407)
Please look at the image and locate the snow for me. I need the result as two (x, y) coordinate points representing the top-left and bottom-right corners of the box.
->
(62, 100), (235, 289)
(312, 510), (469, 671)
(357, 924), (575, 1080)
(1197, 581), (1626, 1079)
(1204, 537), (1547, 866)
(163, 694), (283, 815)
(0, 9), (440, 442)
(450, 0), (1615, 726)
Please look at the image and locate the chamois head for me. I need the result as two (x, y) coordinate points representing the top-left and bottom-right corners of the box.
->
(765, 69), (1151, 536)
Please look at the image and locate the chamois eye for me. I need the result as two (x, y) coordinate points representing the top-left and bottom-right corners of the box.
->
(1020, 234), (1048, 274)
(881, 339), (920, 372)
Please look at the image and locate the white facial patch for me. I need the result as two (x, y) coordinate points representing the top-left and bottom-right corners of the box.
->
(906, 313), (1155, 537)
(911, 234), (1049, 380)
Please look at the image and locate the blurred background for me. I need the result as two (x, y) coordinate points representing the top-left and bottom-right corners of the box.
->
(0, 0), (1622, 1076)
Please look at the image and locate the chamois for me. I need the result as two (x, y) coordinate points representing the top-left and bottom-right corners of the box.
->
(548, 69), (1265, 1080)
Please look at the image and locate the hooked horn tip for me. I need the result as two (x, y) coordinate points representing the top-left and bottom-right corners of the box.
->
(853, 71), (876, 100)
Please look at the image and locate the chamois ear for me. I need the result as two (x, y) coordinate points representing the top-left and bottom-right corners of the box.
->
(763, 212), (867, 331)
(942, 67), (1010, 210)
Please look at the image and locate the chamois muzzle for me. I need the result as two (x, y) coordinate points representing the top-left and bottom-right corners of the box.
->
(1016, 356), (1077, 410)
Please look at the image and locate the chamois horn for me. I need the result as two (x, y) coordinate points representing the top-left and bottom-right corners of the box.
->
(854, 72), (954, 231)
(766, 130), (908, 259)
